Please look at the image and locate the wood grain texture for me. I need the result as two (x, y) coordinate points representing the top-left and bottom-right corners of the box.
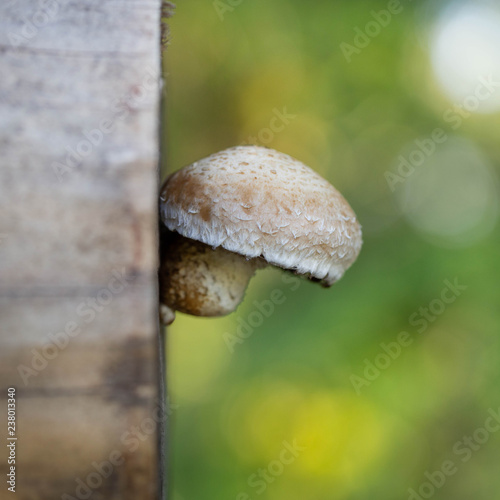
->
(0, 1), (164, 498)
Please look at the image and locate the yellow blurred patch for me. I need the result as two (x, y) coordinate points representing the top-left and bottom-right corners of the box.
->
(238, 62), (306, 128)
(168, 315), (232, 403)
(224, 380), (387, 487)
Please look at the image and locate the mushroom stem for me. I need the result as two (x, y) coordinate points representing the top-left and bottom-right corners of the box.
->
(159, 303), (176, 326)
(159, 229), (265, 322)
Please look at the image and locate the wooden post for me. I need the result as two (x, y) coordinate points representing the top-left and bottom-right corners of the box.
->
(0, 1), (165, 498)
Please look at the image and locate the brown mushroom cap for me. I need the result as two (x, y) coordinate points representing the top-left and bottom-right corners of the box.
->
(159, 229), (264, 317)
(160, 146), (362, 286)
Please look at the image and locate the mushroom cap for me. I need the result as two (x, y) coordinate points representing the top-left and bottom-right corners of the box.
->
(160, 146), (362, 286)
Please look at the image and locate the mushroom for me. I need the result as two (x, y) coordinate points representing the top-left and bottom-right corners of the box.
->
(159, 146), (362, 325)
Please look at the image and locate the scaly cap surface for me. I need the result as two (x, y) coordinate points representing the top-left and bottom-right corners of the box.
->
(160, 146), (362, 285)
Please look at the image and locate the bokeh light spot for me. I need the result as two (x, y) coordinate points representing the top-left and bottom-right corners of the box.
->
(430, 1), (500, 113)
(395, 137), (499, 247)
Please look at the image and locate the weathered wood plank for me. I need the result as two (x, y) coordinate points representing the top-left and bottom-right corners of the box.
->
(0, 1), (163, 498)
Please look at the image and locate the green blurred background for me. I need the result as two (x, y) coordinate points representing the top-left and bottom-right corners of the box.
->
(162, 1), (500, 499)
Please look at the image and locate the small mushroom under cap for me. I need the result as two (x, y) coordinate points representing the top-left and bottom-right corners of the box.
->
(159, 145), (362, 323)
(159, 229), (265, 319)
